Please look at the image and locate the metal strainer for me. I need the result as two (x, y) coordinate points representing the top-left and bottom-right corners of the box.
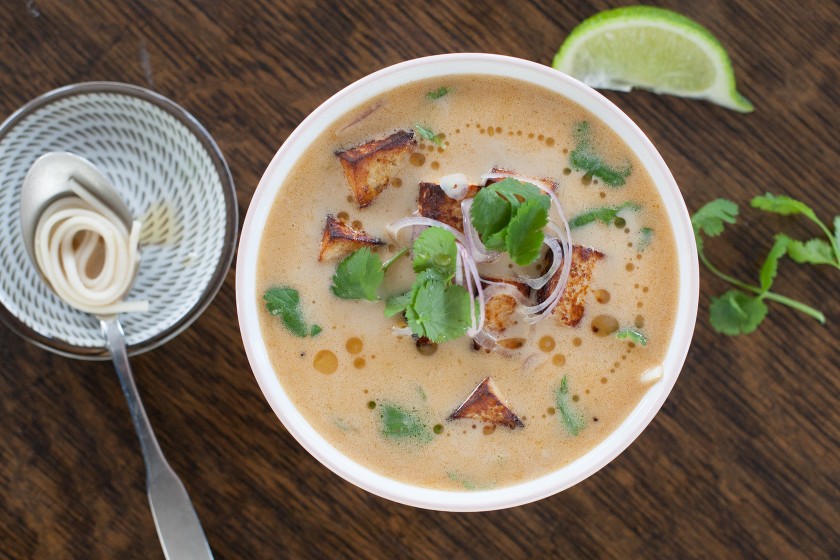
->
(0, 82), (238, 358)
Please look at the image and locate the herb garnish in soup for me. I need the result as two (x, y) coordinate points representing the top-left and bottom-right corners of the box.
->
(256, 75), (679, 490)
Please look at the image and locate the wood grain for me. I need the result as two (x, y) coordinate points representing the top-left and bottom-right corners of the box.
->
(1, 0), (839, 558)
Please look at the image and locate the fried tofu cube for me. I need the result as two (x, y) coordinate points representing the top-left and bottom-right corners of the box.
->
(449, 377), (523, 429)
(318, 215), (384, 262)
(535, 245), (604, 326)
(336, 130), (416, 208)
(417, 182), (482, 232)
(486, 167), (560, 192)
(481, 277), (530, 334)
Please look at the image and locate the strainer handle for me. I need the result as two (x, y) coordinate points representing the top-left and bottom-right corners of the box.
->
(102, 318), (214, 560)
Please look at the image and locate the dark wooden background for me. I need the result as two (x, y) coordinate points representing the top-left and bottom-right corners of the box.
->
(1, 0), (839, 558)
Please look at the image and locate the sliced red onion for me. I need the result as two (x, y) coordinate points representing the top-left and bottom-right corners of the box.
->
(455, 246), (463, 286)
(516, 236), (561, 289)
(387, 217), (467, 246)
(472, 330), (514, 358)
(440, 173), (470, 200)
(461, 246), (486, 335)
(460, 198), (500, 263)
(521, 352), (549, 375)
(482, 282), (530, 306)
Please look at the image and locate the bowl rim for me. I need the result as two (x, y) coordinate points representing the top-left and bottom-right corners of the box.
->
(236, 53), (699, 511)
(0, 81), (239, 360)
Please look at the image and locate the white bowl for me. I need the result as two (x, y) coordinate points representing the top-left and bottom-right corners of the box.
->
(236, 53), (699, 511)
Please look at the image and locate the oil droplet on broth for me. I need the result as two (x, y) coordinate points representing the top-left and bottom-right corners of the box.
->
(313, 350), (338, 374)
(626, 263), (635, 272)
(409, 153), (425, 166)
(591, 315), (619, 336)
(352, 220), (363, 230)
(538, 336), (555, 352)
(354, 357), (366, 369)
(635, 315), (645, 328)
(593, 289), (610, 304)
(392, 178), (403, 188)
(552, 354), (566, 367)
(572, 338), (582, 347)
(346, 338), (363, 354)
(337, 211), (349, 222)
(581, 173), (592, 186)
(430, 161), (440, 170)
(482, 425), (496, 435)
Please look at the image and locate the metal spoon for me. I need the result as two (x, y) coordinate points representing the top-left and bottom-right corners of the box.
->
(20, 152), (214, 560)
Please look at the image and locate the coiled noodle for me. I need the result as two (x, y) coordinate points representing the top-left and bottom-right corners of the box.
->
(34, 180), (148, 315)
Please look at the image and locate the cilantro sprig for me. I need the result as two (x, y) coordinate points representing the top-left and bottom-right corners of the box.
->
(414, 123), (443, 146)
(751, 193), (840, 270)
(569, 201), (641, 229)
(570, 122), (631, 187)
(470, 178), (551, 265)
(426, 86), (453, 100)
(330, 247), (407, 301)
(264, 287), (316, 337)
(384, 228), (475, 343)
(692, 199), (826, 336)
(556, 376), (586, 436)
(379, 403), (432, 442)
(616, 327), (647, 346)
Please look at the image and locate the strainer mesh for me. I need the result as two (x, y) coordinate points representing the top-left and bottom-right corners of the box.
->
(0, 92), (226, 347)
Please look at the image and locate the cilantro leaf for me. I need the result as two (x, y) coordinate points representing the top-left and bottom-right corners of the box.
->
(405, 281), (472, 343)
(471, 185), (512, 238)
(310, 324), (322, 336)
(751, 193), (817, 221)
(556, 376), (586, 436)
(759, 234), (790, 291)
(469, 178), (550, 265)
(427, 86), (453, 100)
(570, 122), (631, 187)
(484, 178), (545, 211)
(412, 227), (458, 279)
(506, 197), (549, 265)
(692, 199), (739, 237)
(331, 248), (384, 301)
(569, 201), (641, 229)
(264, 288), (309, 337)
(708, 290), (768, 335)
(379, 404), (431, 442)
(786, 237), (835, 266)
(615, 328), (647, 346)
(638, 227), (654, 251)
(383, 293), (412, 317)
(834, 216), (840, 255)
(414, 123), (443, 146)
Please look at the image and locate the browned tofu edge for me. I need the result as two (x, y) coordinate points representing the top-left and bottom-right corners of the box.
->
(448, 377), (523, 428)
(318, 214), (384, 262)
(336, 130), (416, 208)
(417, 182), (482, 233)
(535, 245), (604, 326)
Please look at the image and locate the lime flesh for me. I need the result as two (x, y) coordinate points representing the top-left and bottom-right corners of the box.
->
(553, 6), (753, 112)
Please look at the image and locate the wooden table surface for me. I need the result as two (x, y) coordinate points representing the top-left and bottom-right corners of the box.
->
(2, 1), (839, 558)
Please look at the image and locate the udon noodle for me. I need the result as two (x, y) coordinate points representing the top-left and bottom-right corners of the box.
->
(34, 179), (148, 315)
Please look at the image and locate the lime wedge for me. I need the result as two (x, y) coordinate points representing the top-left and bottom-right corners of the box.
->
(552, 6), (753, 112)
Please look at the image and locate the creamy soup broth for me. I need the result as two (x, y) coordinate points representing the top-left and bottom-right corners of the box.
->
(256, 75), (679, 490)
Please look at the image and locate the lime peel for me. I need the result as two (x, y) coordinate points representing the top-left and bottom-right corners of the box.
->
(553, 6), (753, 112)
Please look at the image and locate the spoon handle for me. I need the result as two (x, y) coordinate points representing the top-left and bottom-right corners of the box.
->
(102, 319), (214, 560)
